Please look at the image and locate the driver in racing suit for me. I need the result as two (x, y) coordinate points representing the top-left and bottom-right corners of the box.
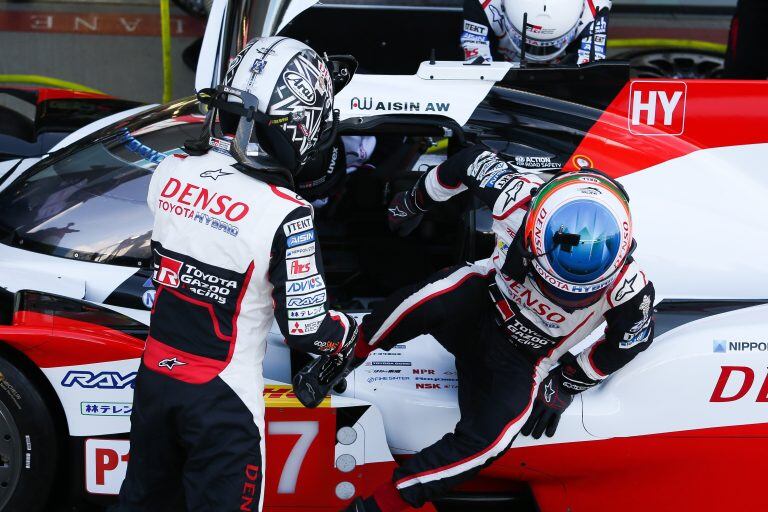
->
(462, 0), (611, 65)
(114, 37), (360, 512)
(343, 146), (655, 511)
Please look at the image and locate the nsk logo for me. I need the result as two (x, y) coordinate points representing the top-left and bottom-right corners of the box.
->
(286, 275), (325, 296)
(628, 81), (687, 136)
(62, 371), (137, 389)
(283, 216), (313, 236)
(286, 290), (326, 307)
(287, 230), (314, 248)
(154, 255), (183, 288)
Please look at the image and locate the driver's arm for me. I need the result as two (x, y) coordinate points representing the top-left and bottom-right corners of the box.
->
(568, 263), (656, 390)
(410, 146), (534, 210)
(573, 1), (611, 65)
(462, 0), (495, 62)
(268, 205), (356, 356)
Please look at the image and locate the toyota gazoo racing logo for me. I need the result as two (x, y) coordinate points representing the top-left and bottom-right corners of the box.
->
(154, 254), (183, 288)
(283, 70), (316, 105)
(61, 371), (137, 389)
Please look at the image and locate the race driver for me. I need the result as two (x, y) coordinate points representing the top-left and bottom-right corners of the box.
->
(113, 37), (360, 511)
(342, 147), (655, 511)
(462, 0), (612, 65)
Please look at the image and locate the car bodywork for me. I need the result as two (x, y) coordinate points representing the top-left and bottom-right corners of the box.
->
(0, 1), (767, 511)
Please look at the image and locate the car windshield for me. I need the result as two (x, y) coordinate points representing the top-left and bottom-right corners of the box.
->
(0, 116), (204, 267)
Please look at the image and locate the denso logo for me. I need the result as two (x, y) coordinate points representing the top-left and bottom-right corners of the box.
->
(62, 371), (137, 389)
(507, 282), (566, 324)
(710, 366), (768, 402)
(628, 81), (687, 136)
(160, 178), (249, 222)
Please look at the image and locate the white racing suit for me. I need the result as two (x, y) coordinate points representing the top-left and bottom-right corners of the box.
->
(461, 0), (612, 65)
(356, 146), (655, 508)
(114, 149), (355, 511)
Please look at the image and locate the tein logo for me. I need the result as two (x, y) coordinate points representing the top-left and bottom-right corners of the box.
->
(628, 81), (687, 136)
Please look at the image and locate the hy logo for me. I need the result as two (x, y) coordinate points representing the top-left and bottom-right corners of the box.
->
(713, 340), (728, 353)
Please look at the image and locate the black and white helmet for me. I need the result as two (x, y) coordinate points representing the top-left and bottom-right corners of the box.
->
(195, 37), (340, 181)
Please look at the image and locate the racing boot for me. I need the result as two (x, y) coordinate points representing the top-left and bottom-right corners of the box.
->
(293, 315), (360, 408)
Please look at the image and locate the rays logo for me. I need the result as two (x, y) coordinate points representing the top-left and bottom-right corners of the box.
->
(283, 70), (316, 105)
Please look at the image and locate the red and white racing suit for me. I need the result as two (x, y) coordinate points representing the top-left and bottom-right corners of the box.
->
(461, 0), (611, 65)
(358, 147), (655, 508)
(115, 149), (355, 512)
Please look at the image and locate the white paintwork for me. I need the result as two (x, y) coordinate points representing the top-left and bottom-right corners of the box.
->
(42, 358), (140, 436)
(0, 243), (138, 303)
(336, 72), (497, 126)
(416, 60), (515, 81)
(621, 143), (768, 300)
(582, 303), (768, 438)
(194, 0), (228, 92)
(49, 105), (156, 153)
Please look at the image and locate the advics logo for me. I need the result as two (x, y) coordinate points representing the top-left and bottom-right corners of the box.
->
(628, 81), (687, 136)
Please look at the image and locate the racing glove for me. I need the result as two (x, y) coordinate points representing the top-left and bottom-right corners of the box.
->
(292, 316), (360, 408)
(520, 358), (598, 439)
(387, 186), (425, 236)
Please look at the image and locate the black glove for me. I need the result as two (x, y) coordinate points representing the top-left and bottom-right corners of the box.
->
(520, 369), (576, 439)
(292, 316), (360, 408)
(387, 188), (424, 236)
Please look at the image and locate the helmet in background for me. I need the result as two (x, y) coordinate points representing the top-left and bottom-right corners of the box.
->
(502, 0), (584, 62)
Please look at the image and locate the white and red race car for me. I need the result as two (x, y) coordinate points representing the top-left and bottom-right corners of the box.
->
(0, 1), (767, 511)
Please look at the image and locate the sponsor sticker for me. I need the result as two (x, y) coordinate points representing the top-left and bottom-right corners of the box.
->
(85, 439), (130, 495)
(154, 255), (183, 288)
(286, 242), (316, 259)
(288, 316), (324, 335)
(81, 402), (132, 416)
(287, 230), (315, 248)
(61, 371), (136, 389)
(286, 255), (316, 278)
(286, 290), (327, 307)
(286, 275), (325, 296)
(628, 81), (687, 136)
(283, 216), (313, 236)
(463, 20), (488, 36)
(288, 305), (325, 320)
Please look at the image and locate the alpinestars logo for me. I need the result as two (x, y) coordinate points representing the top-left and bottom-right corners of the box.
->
(544, 380), (556, 403)
(200, 169), (233, 180)
(158, 357), (187, 370)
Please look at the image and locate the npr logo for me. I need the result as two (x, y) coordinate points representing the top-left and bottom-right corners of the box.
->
(628, 81), (687, 136)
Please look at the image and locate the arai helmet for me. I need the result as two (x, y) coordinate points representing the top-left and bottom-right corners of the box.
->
(523, 170), (633, 308)
(194, 37), (338, 181)
(503, 0), (584, 62)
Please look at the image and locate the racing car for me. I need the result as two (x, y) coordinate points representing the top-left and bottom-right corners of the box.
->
(0, 1), (767, 511)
